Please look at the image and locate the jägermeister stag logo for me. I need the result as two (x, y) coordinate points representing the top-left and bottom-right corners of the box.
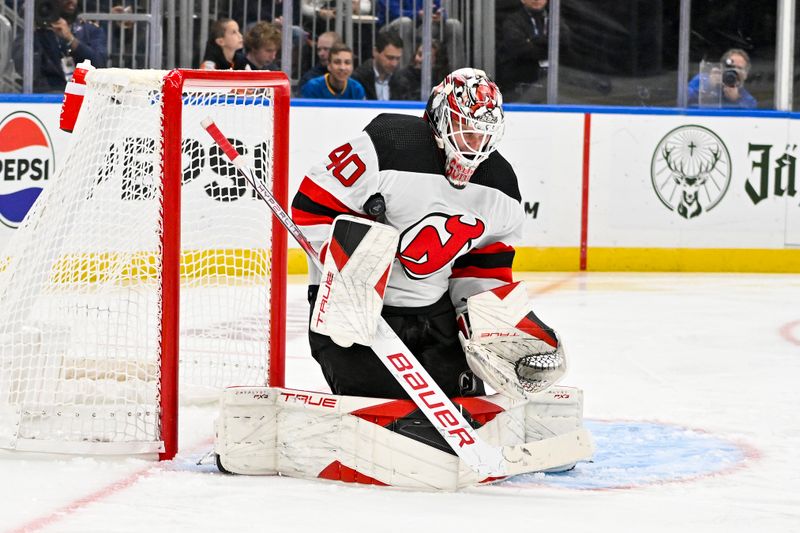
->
(650, 125), (732, 219)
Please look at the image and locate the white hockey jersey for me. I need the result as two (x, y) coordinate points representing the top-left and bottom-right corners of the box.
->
(291, 113), (524, 310)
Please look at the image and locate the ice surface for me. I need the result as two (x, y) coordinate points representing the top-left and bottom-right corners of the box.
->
(2, 272), (799, 533)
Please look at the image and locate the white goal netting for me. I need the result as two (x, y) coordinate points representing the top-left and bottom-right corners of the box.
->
(0, 69), (285, 455)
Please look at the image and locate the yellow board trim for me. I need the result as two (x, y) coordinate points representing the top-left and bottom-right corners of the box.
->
(288, 247), (800, 274)
(5, 247), (794, 282)
(511, 247), (582, 272)
(585, 247), (800, 273)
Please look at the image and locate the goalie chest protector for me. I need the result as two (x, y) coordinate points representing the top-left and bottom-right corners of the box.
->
(294, 113), (525, 309)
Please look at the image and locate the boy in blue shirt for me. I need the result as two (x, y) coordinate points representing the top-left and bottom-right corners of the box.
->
(301, 43), (366, 100)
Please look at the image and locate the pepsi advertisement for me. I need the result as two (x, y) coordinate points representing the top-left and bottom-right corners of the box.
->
(0, 105), (64, 233)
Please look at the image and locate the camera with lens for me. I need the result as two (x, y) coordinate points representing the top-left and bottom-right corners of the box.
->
(722, 58), (740, 88)
(35, 0), (62, 28)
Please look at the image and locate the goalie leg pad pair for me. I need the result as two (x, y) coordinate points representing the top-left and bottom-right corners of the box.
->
(214, 386), (587, 490)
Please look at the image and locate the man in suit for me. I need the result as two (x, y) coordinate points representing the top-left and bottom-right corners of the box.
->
(351, 29), (404, 101)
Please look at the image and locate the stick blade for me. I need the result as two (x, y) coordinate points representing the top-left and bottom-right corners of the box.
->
(500, 428), (594, 477)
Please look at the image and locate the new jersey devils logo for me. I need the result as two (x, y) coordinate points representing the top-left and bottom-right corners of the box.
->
(398, 213), (485, 279)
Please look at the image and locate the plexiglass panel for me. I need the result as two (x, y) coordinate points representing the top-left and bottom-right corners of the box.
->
(688, 0), (777, 110)
(555, 0), (680, 107)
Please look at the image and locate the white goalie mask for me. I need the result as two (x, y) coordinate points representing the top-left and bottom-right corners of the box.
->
(425, 68), (505, 188)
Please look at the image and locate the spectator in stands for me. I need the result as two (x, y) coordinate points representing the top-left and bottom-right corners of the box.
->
(495, 0), (522, 29)
(351, 29), (403, 100)
(301, 42), (366, 99)
(496, 0), (558, 102)
(302, 0), (372, 32)
(12, 0), (107, 93)
(300, 31), (341, 88)
(394, 38), (448, 101)
(231, 0), (308, 64)
(376, 0), (464, 69)
(200, 18), (247, 70)
(232, 0), (302, 30)
(688, 48), (757, 109)
(242, 21), (282, 70)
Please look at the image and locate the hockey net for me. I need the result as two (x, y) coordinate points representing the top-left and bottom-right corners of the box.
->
(0, 69), (289, 459)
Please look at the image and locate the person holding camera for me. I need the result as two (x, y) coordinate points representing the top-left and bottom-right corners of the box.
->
(12, 0), (107, 93)
(688, 48), (756, 109)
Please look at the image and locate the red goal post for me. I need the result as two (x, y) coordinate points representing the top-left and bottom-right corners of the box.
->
(0, 69), (289, 460)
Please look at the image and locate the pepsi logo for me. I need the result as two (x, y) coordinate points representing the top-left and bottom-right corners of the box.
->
(0, 111), (55, 228)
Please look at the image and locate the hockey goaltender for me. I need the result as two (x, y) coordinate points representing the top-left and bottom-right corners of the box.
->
(213, 68), (593, 490)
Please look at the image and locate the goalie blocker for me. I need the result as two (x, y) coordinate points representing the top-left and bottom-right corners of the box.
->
(215, 386), (590, 490)
(310, 215), (398, 348)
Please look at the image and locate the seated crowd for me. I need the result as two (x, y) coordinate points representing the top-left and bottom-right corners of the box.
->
(4, 0), (580, 102)
(195, 0), (550, 101)
(199, 15), (449, 102)
(9, 0), (759, 108)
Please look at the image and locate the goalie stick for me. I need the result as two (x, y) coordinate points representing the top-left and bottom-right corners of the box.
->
(201, 118), (593, 478)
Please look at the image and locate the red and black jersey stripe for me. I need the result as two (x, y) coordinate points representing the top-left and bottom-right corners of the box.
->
(451, 242), (515, 282)
(291, 177), (359, 226)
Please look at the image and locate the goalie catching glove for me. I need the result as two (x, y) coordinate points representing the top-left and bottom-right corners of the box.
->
(310, 215), (399, 347)
(457, 281), (566, 399)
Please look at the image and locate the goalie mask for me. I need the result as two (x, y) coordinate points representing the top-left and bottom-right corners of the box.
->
(425, 68), (505, 189)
